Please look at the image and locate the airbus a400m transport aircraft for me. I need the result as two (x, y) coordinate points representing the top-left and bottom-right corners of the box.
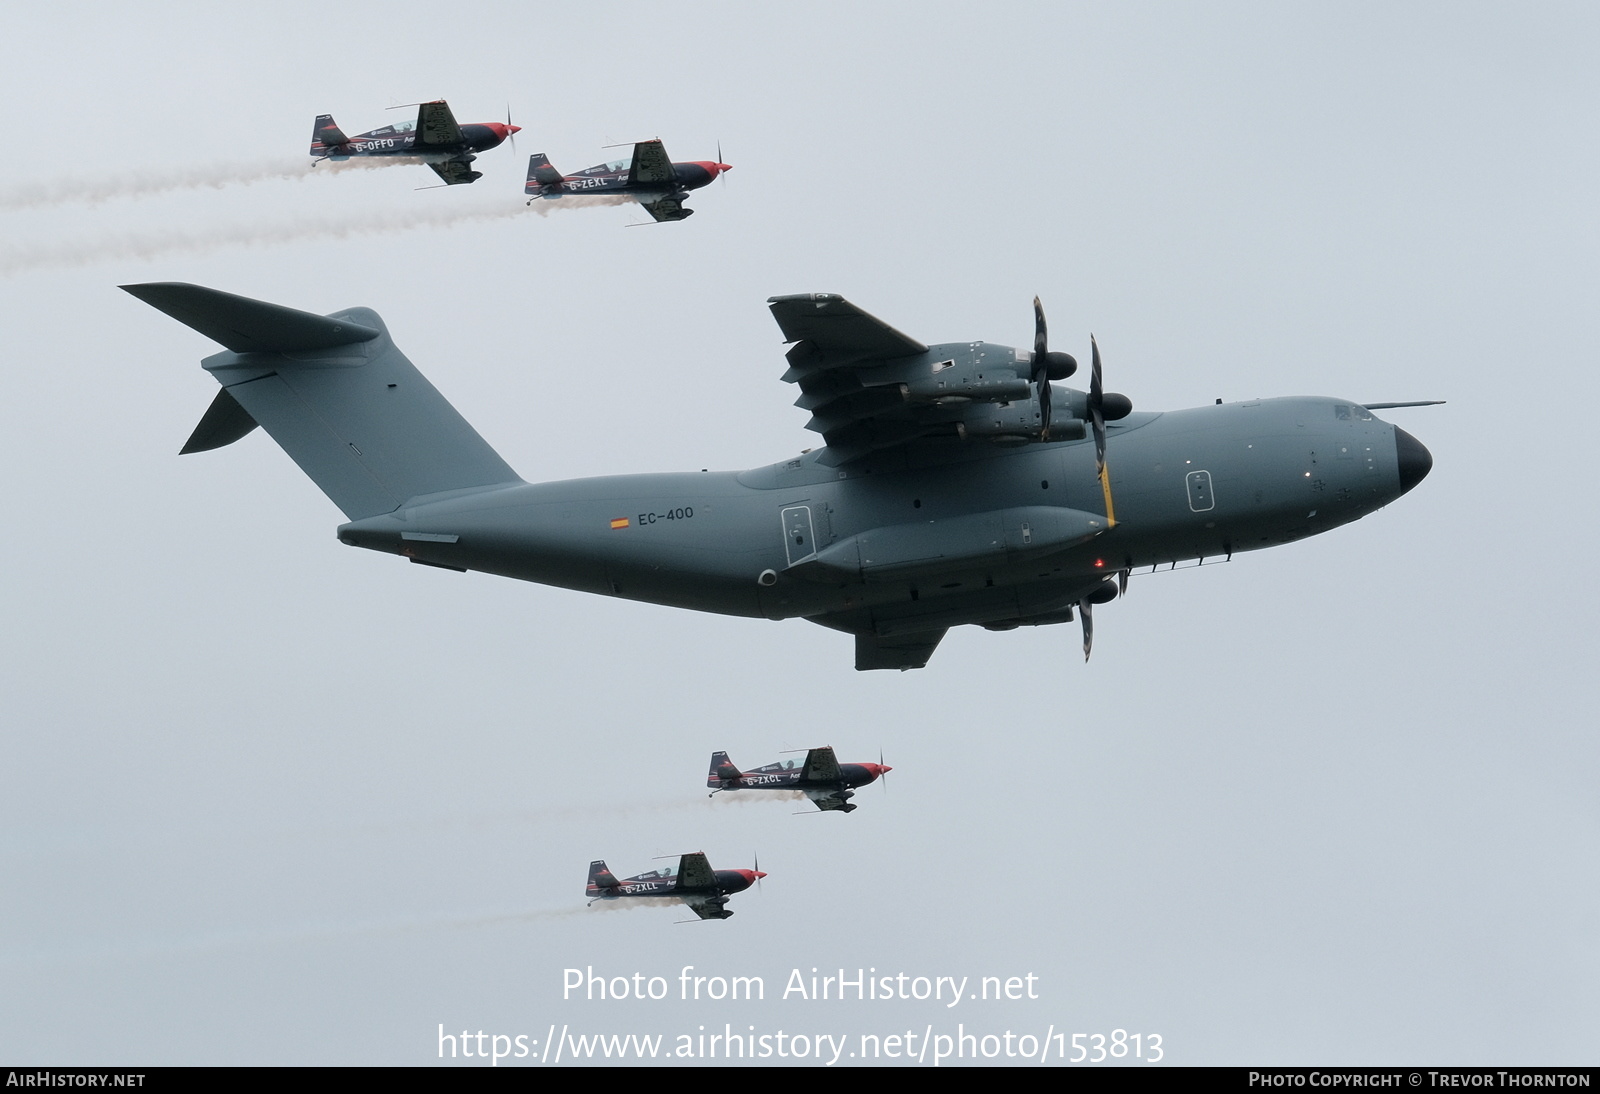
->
(124, 283), (1434, 671)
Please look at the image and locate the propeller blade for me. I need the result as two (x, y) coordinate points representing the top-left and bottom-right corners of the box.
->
(1089, 334), (1118, 525)
(1031, 297), (1053, 440)
(1089, 333), (1106, 472)
(1118, 567), (1129, 597)
(880, 747), (889, 794)
(506, 105), (518, 157)
(1079, 598), (1094, 661)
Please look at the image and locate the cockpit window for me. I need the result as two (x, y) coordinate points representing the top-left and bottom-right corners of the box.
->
(1335, 404), (1373, 421)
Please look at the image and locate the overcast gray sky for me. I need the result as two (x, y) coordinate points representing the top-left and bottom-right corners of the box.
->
(1, 0), (1595, 1067)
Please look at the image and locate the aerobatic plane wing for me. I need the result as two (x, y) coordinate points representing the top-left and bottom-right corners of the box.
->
(800, 746), (842, 784)
(676, 852), (717, 891)
(427, 159), (478, 185)
(627, 139), (675, 185)
(641, 195), (689, 222)
(683, 895), (731, 920)
(804, 788), (851, 812)
(415, 100), (465, 147)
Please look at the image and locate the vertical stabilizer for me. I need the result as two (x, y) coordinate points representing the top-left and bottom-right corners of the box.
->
(126, 282), (522, 521)
(586, 861), (619, 897)
(311, 114), (348, 156)
(706, 751), (741, 788)
(525, 153), (564, 194)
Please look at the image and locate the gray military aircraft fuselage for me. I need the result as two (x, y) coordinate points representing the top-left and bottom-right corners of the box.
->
(125, 284), (1434, 670)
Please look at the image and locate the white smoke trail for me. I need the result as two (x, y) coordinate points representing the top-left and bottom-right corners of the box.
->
(0, 156), (429, 210)
(0, 904), (591, 968)
(586, 897), (682, 913)
(0, 194), (636, 277)
(711, 789), (807, 806)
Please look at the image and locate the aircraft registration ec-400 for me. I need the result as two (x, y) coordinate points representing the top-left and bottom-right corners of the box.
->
(124, 283), (1435, 670)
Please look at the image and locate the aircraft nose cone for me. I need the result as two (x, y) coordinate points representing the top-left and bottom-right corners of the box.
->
(718, 162), (732, 173)
(1394, 426), (1433, 495)
(508, 125), (522, 135)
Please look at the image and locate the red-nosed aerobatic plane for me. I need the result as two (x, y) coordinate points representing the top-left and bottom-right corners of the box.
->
(309, 100), (519, 185)
(524, 139), (730, 221)
(707, 747), (890, 814)
(586, 853), (765, 920)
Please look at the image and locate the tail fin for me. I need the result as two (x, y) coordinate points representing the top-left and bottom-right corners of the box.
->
(124, 282), (522, 521)
(311, 114), (348, 156)
(586, 860), (619, 897)
(707, 751), (741, 788)
(525, 152), (563, 194)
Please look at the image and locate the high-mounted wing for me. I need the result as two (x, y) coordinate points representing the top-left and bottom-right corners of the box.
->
(427, 159), (480, 186)
(627, 139), (675, 185)
(766, 294), (936, 466)
(768, 295), (1069, 466)
(800, 746), (842, 784)
(676, 852), (717, 892)
(769, 294), (927, 364)
(415, 100), (464, 147)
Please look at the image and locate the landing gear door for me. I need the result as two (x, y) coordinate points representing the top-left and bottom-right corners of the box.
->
(781, 505), (817, 567)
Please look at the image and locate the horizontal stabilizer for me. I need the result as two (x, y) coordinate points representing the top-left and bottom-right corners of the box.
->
(181, 387), (259, 454)
(121, 283), (380, 354)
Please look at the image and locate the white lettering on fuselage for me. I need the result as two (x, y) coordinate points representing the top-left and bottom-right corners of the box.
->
(741, 774), (793, 786)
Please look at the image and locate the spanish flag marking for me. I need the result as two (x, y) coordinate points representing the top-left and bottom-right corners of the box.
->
(609, 517), (630, 530)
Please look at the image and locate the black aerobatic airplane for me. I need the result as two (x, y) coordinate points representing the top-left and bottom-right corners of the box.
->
(586, 853), (765, 920)
(707, 747), (890, 813)
(524, 138), (730, 221)
(309, 100), (519, 185)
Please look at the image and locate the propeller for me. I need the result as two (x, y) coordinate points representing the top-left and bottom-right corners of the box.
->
(754, 851), (764, 894)
(1077, 579), (1120, 660)
(506, 105), (519, 157)
(1030, 298), (1077, 441)
(1086, 335), (1133, 524)
(880, 748), (890, 795)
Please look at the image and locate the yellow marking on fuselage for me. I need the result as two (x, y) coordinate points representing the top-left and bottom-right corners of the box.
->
(1099, 464), (1117, 527)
